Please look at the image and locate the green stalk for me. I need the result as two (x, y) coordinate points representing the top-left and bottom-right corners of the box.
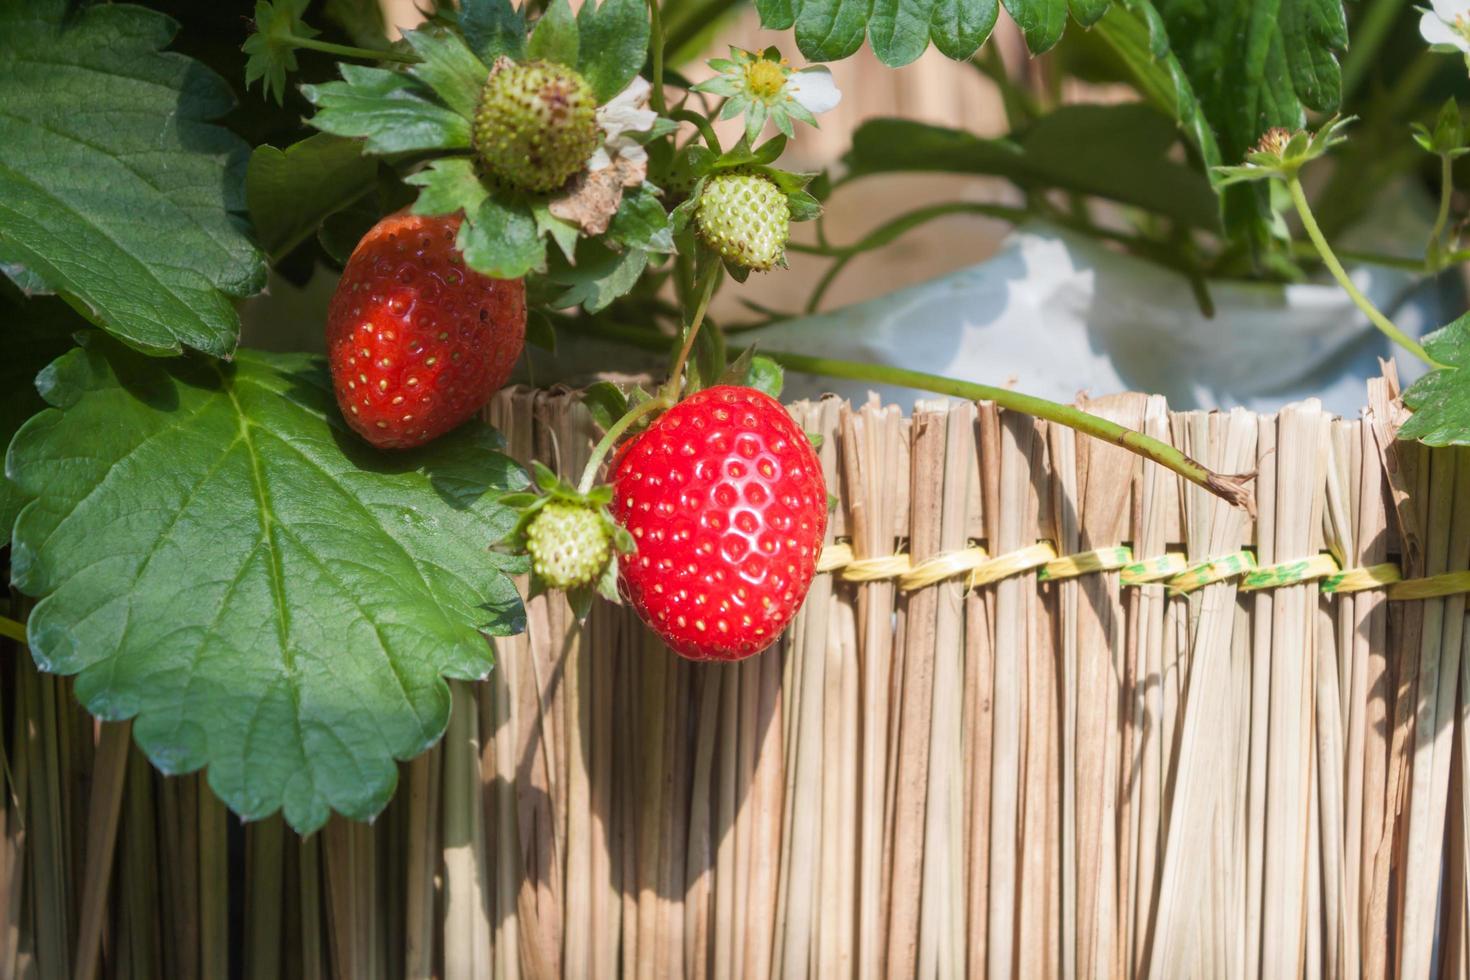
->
(667, 260), (721, 397)
(764, 353), (1255, 509)
(671, 109), (722, 154)
(563, 319), (1256, 509)
(647, 0), (667, 114)
(577, 396), (672, 493)
(0, 616), (22, 644)
(286, 35), (419, 64)
(1429, 153), (1455, 268)
(1286, 176), (1437, 366)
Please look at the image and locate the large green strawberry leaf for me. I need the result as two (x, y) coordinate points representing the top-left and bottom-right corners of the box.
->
(1145, 0), (1345, 241)
(6, 335), (528, 832)
(0, 0), (266, 359)
(1399, 316), (1470, 447)
(576, 0), (652, 103)
(0, 293), (84, 536)
(759, 0), (1074, 62)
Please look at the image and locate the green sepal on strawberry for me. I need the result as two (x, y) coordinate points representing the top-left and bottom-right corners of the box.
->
(501, 460), (633, 618)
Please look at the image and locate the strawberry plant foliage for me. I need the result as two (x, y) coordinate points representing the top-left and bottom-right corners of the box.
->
(0, 293), (82, 535)
(0, 0), (266, 358)
(6, 335), (527, 832)
(1399, 316), (1470, 447)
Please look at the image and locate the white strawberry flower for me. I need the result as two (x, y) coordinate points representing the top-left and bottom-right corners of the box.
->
(692, 47), (843, 143)
(1420, 0), (1470, 54)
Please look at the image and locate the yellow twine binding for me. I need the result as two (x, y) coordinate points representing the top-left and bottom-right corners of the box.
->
(1039, 546), (1134, 582)
(1240, 553), (1342, 592)
(1166, 550), (1258, 596)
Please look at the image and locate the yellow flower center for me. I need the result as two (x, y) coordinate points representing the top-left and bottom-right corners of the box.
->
(1456, 13), (1470, 43)
(744, 59), (787, 101)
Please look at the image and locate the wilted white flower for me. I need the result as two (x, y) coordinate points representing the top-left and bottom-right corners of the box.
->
(1421, 0), (1470, 54)
(692, 47), (842, 143)
(588, 76), (658, 172)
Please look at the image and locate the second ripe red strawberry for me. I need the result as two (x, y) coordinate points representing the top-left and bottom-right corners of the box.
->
(611, 385), (828, 661)
(327, 212), (526, 450)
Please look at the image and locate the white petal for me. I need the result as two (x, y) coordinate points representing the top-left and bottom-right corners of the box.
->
(588, 145), (614, 172)
(1431, 0), (1470, 23)
(1420, 9), (1470, 48)
(785, 67), (841, 115)
(597, 77), (657, 142)
(615, 140), (648, 166)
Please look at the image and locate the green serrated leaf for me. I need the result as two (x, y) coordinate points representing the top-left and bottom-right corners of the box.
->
(460, 0), (528, 63)
(583, 381), (629, 431)
(576, 0), (652, 102)
(1068, 0), (1109, 27)
(0, 0), (267, 358)
(1002, 0), (1067, 53)
(404, 27), (491, 119)
(528, 0), (580, 66)
(408, 157), (490, 218)
(607, 184), (674, 253)
(243, 0), (315, 105)
(248, 135), (379, 260)
(1399, 316), (1470, 446)
(931, 0), (998, 58)
(533, 203), (581, 262)
(1, 295), (83, 535)
(303, 65), (473, 155)
(460, 194), (546, 278)
(6, 336), (527, 832)
(548, 241), (649, 312)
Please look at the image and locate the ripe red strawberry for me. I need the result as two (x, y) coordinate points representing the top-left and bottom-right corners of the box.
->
(327, 213), (526, 449)
(610, 386), (827, 661)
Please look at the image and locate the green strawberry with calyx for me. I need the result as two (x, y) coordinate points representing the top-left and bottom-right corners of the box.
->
(696, 172), (790, 271)
(474, 58), (600, 193)
(502, 461), (632, 615)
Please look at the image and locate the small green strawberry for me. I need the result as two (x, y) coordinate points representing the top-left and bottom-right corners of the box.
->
(501, 460), (633, 617)
(474, 59), (600, 193)
(696, 172), (790, 271)
(526, 501), (611, 590)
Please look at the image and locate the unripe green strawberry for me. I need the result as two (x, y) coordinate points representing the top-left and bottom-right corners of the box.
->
(526, 501), (611, 590)
(474, 60), (600, 193)
(696, 173), (790, 271)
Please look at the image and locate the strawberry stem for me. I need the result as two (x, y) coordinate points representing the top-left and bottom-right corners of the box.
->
(667, 260), (722, 399)
(577, 396), (672, 494)
(286, 35), (420, 64)
(647, 0), (667, 114)
(0, 615), (24, 644)
(766, 352), (1256, 511)
(1286, 175), (1438, 367)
